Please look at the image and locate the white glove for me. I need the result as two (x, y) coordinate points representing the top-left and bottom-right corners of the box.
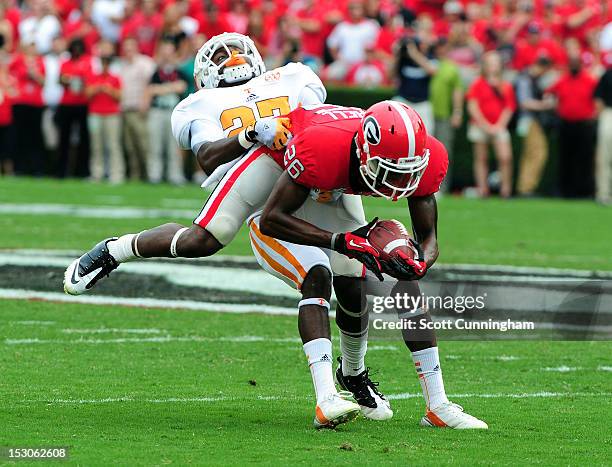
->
(252, 116), (292, 150)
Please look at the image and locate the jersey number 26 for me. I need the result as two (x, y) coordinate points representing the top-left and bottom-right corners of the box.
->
(284, 144), (305, 179)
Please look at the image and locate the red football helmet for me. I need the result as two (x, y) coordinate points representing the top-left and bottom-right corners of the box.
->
(356, 101), (429, 200)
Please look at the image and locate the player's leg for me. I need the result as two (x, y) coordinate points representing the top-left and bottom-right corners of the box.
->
(333, 275), (393, 420)
(63, 149), (276, 295)
(294, 194), (393, 419)
(493, 131), (513, 198)
(248, 215), (360, 428)
(388, 279), (488, 429)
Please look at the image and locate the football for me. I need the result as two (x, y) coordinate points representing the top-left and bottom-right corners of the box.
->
(367, 219), (417, 263)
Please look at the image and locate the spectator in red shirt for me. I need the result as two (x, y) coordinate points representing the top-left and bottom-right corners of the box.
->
(466, 51), (516, 198)
(63, 1), (100, 54)
(346, 45), (387, 88)
(9, 39), (46, 176)
(224, 0), (249, 35)
(196, 3), (230, 39)
(0, 49), (16, 174)
(86, 48), (124, 184)
(119, 0), (162, 57)
(0, 4), (14, 52)
(546, 57), (598, 198)
(57, 38), (92, 178)
(294, 0), (326, 69)
(513, 22), (565, 70)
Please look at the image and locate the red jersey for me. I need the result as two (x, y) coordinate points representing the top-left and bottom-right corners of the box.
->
(272, 105), (448, 201)
(120, 11), (163, 57)
(9, 54), (45, 107)
(466, 77), (516, 124)
(60, 56), (93, 106)
(87, 71), (121, 115)
(0, 77), (14, 125)
(546, 71), (597, 121)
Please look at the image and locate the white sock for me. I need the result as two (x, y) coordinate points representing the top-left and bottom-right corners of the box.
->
(412, 346), (449, 410)
(340, 330), (367, 376)
(107, 234), (138, 263)
(303, 338), (337, 404)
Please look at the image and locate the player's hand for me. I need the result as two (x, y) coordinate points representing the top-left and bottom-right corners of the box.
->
(253, 116), (292, 150)
(333, 218), (384, 281)
(383, 239), (427, 280)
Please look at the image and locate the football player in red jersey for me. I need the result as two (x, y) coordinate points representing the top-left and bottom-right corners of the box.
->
(256, 101), (488, 429)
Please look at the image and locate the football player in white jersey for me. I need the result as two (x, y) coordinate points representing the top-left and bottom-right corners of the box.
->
(63, 33), (390, 428)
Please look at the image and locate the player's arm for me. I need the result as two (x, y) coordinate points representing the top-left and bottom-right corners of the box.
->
(195, 134), (252, 175)
(408, 194), (439, 268)
(259, 172), (332, 247)
(260, 173), (384, 279)
(384, 194), (438, 281)
(196, 119), (291, 174)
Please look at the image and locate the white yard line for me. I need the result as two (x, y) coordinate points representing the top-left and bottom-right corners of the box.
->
(4, 335), (303, 345)
(25, 391), (612, 405)
(11, 320), (56, 325)
(0, 203), (196, 219)
(0, 288), (300, 315)
(61, 328), (165, 334)
(542, 366), (581, 372)
(0, 253), (300, 299)
(386, 391), (612, 400)
(3, 248), (612, 278)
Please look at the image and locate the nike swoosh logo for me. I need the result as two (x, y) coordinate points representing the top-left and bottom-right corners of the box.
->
(348, 240), (364, 249)
(70, 263), (81, 285)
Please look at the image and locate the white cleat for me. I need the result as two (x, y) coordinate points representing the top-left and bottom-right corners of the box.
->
(63, 238), (119, 295)
(313, 392), (361, 429)
(335, 357), (393, 421)
(420, 402), (488, 429)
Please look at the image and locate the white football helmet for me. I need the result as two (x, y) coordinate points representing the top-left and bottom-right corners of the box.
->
(194, 32), (266, 89)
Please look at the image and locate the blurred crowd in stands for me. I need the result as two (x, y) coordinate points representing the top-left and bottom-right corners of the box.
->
(0, 0), (611, 203)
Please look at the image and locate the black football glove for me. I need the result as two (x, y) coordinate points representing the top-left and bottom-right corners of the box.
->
(383, 238), (428, 281)
(333, 217), (384, 281)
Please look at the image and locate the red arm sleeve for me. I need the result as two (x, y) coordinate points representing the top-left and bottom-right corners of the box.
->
(412, 135), (449, 197)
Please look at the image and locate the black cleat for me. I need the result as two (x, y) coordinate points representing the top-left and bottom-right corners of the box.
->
(63, 237), (119, 295)
(335, 356), (393, 420)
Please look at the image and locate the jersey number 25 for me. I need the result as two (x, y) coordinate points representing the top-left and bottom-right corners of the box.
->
(220, 96), (290, 138)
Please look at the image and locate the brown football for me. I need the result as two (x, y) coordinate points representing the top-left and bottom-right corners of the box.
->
(367, 219), (416, 263)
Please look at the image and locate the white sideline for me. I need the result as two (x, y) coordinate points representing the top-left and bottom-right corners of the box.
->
(3, 248), (612, 278)
(26, 391), (612, 405)
(61, 328), (165, 334)
(0, 288), (300, 315)
(0, 252), (301, 299)
(5, 335), (303, 345)
(0, 203), (196, 219)
(12, 320), (57, 325)
(542, 366), (580, 372)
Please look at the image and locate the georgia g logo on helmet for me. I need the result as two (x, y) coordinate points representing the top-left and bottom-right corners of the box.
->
(363, 116), (381, 146)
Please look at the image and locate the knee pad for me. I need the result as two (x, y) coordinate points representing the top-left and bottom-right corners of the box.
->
(206, 215), (241, 246)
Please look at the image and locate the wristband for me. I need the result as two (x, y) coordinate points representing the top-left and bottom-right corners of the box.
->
(331, 233), (339, 250)
(238, 128), (255, 149)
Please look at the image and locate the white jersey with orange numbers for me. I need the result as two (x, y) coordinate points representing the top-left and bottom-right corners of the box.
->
(171, 62), (326, 187)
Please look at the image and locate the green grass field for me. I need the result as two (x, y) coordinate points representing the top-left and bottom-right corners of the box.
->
(2, 300), (611, 465)
(1, 177), (611, 465)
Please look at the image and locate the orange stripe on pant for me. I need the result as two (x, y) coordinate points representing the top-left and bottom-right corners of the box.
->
(250, 220), (308, 280)
(249, 232), (301, 289)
